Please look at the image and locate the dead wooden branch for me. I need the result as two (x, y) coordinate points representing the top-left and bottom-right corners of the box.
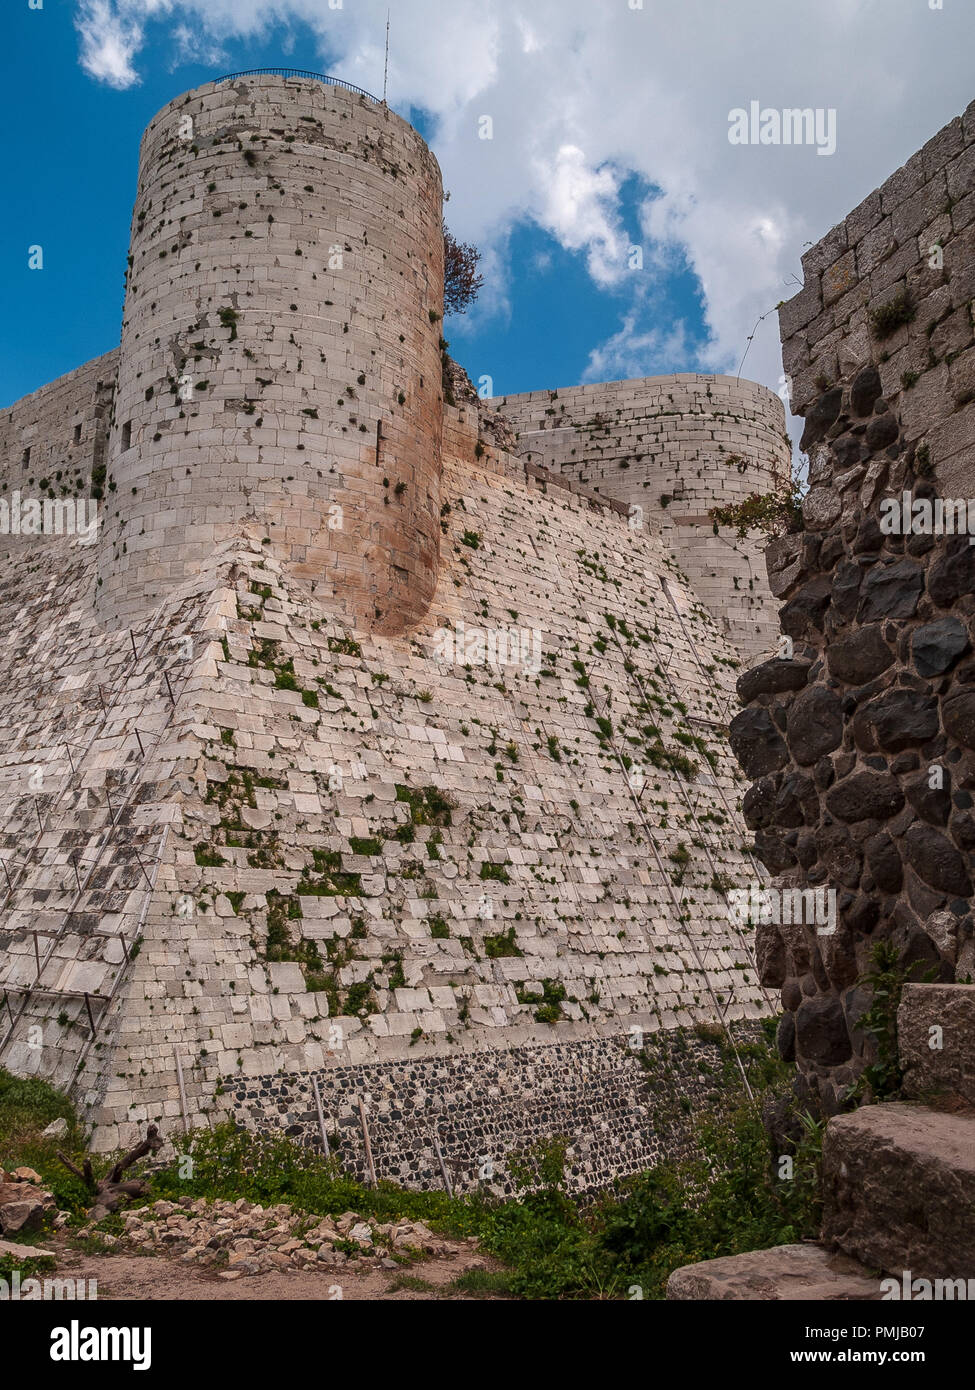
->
(58, 1124), (164, 1220)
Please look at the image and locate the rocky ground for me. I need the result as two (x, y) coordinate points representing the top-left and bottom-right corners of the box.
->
(0, 1163), (57, 1235)
(77, 1196), (477, 1278)
(46, 1242), (501, 1301)
(2, 1177), (508, 1300)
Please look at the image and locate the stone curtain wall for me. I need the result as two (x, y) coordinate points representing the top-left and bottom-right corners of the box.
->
(97, 75), (445, 635)
(88, 438), (768, 1159)
(0, 428), (772, 1178)
(780, 99), (975, 488)
(489, 374), (792, 664)
(0, 78), (781, 1191)
(0, 350), (117, 545)
(730, 103), (975, 1114)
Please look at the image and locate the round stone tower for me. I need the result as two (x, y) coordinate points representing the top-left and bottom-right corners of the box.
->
(489, 374), (793, 663)
(97, 73), (444, 634)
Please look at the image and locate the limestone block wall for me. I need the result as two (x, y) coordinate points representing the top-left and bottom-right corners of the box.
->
(0, 538), (198, 1096)
(780, 97), (975, 503)
(0, 350), (117, 540)
(489, 375), (792, 664)
(0, 426), (773, 1188)
(0, 77), (786, 1192)
(732, 99), (975, 1115)
(97, 75), (445, 635)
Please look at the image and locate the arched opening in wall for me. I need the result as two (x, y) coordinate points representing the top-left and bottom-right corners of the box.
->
(73, 424), (82, 445)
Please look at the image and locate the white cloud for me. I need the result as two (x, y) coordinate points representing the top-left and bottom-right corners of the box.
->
(74, 0), (975, 414)
(582, 315), (698, 385)
(529, 146), (628, 287)
(169, 23), (226, 72)
(76, 0), (153, 88)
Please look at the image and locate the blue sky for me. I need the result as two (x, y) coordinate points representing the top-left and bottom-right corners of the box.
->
(3, 0), (975, 422)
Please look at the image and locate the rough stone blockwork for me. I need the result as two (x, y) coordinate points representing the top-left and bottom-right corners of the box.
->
(821, 1102), (975, 1279)
(733, 98), (975, 1114)
(490, 377), (792, 664)
(0, 352), (117, 525)
(0, 74), (782, 1192)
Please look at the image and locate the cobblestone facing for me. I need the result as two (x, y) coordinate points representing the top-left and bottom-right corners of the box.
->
(489, 375), (792, 664)
(226, 1024), (765, 1196)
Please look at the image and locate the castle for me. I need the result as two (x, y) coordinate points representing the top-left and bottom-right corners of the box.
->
(0, 72), (790, 1191)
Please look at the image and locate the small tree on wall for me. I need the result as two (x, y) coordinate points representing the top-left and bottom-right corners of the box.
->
(443, 221), (484, 316)
(709, 467), (804, 538)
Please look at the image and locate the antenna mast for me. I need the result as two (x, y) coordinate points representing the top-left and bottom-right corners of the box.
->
(383, 10), (390, 105)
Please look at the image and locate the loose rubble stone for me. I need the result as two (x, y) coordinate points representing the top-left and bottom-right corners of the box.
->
(821, 1103), (975, 1280)
(76, 1197), (471, 1278)
(0, 1169), (56, 1236)
(667, 1243), (884, 1301)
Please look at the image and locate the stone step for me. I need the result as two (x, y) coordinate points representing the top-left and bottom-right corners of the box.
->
(666, 1243), (885, 1300)
(821, 1101), (975, 1279)
(899, 983), (975, 1107)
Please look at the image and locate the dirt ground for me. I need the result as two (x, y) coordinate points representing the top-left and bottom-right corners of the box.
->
(45, 1239), (510, 1301)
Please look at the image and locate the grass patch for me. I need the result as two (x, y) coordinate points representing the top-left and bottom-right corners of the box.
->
(483, 927), (522, 959)
(447, 1266), (513, 1296)
(386, 1272), (435, 1293)
(869, 290), (915, 340)
(349, 836), (384, 857)
(479, 861), (510, 884)
(0, 1070), (97, 1221)
(395, 784), (456, 828)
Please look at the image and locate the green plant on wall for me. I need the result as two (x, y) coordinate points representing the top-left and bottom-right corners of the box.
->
(847, 942), (936, 1104)
(218, 306), (239, 341)
(710, 468), (804, 538)
(869, 290), (915, 340)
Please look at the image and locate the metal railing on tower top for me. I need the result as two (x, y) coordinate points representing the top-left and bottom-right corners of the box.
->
(215, 68), (381, 103)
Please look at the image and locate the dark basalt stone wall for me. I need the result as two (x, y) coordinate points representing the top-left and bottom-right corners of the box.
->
(733, 103), (975, 1115)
